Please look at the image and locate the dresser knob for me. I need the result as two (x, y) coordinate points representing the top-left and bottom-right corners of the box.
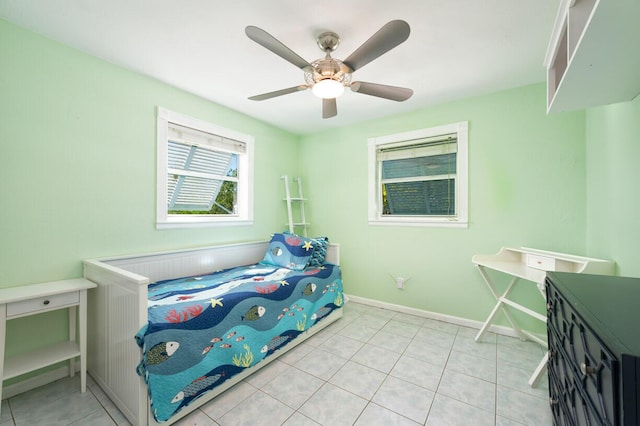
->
(580, 362), (596, 376)
(43, 300), (50, 305)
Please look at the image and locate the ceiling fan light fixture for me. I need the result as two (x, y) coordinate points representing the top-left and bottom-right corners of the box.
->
(312, 79), (345, 99)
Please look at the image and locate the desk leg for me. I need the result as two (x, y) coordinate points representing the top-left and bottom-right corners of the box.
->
(528, 351), (548, 387)
(69, 306), (76, 378)
(475, 266), (526, 342)
(475, 296), (503, 342)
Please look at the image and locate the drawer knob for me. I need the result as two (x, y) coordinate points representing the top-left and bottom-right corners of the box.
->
(43, 300), (50, 305)
(580, 362), (597, 376)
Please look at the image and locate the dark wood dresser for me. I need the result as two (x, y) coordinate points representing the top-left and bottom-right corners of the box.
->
(546, 272), (640, 425)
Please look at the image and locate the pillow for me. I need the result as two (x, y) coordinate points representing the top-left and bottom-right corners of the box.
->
(261, 232), (315, 270)
(307, 236), (329, 267)
(280, 232), (330, 267)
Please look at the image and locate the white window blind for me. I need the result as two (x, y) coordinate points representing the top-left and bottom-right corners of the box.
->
(167, 124), (246, 154)
(379, 136), (457, 217)
(368, 122), (468, 228)
(157, 107), (254, 229)
(166, 123), (242, 212)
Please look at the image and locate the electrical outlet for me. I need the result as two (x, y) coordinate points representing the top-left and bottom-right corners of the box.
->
(396, 277), (405, 289)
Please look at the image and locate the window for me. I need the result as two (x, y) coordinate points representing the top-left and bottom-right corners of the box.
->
(368, 121), (468, 228)
(157, 108), (254, 228)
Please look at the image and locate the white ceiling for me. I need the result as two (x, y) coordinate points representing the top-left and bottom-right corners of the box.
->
(0, 0), (559, 135)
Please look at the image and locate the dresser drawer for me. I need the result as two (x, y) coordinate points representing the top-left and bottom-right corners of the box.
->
(6, 291), (79, 317)
(546, 283), (567, 342)
(548, 326), (574, 393)
(570, 322), (617, 425)
(547, 280), (617, 425)
(566, 374), (606, 426)
(548, 359), (572, 425)
(549, 334), (606, 425)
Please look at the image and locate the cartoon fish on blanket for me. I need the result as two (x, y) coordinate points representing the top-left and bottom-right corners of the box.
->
(311, 306), (331, 321)
(242, 305), (265, 321)
(146, 341), (179, 365)
(261, 335), (292, 354)
(171, 372), (225, 403)
(302, 283), (316, 296)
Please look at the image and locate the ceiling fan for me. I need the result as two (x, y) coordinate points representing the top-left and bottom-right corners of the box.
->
(245, 20), (413, 119)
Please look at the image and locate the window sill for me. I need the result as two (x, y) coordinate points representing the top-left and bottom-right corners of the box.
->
(368, 218), (468, 228)
(156, 219), (254, 230)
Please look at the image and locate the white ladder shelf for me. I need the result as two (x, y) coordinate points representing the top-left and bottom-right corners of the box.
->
(282, 175), (309, 237)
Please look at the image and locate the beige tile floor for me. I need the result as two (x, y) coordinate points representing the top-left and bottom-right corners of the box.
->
(0, 302), (553, 425)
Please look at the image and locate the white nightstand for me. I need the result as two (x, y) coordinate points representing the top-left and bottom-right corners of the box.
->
(0, 278), (96, 409)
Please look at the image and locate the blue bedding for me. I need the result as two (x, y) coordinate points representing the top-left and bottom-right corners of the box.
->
(135, 262), (343, 422)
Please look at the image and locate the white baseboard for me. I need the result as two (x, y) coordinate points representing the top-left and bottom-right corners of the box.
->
(2, 364), (80, 400)
(344, 293), (545, 341)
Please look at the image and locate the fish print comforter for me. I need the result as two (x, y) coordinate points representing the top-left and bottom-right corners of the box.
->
(135, 262), (343, 422)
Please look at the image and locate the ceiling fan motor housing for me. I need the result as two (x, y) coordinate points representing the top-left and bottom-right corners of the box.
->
(304, 56), (352, 87)
(303, 31), (352, 88)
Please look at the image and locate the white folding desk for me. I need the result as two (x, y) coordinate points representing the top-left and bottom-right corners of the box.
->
(472, 247), (614, 386)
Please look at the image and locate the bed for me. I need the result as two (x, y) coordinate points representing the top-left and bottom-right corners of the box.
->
(83, 234), (343, 425)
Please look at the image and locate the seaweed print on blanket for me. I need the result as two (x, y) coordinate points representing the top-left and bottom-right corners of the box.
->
(165, 305), (203, 323)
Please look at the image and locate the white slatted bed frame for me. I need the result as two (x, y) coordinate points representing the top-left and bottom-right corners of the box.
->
(83, 240), (342, 426)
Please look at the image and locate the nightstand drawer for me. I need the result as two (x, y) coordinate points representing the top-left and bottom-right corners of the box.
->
(6, 291), (79, 317)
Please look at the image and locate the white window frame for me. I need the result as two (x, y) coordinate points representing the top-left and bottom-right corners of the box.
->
(368, 121), (468, 228)
(156, 107), (254, 229)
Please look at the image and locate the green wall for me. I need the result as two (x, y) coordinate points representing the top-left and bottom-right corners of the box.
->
(0, 19), (300, 374)
(299, 84), (587, 330)
(586, 95), (640, 277)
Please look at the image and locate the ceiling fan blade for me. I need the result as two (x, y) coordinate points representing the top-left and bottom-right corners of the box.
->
(351, 81), (413, 101)
(245, 26), (312, 70)
(322, 98), (337, 119)
(343, 20), (410, 72)
(248, 85), (308, 101)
